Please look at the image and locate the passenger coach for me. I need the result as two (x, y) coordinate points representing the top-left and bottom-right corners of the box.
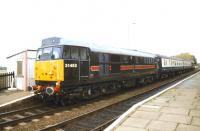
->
(157, 55), (194, 78)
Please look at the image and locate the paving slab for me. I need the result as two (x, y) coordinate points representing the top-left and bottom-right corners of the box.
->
(115, 126), (147, 131)
(193, 101), (200, 106)
(121, 117), (150, 128)
(137, 105), (161, 112)
(191, 117), (200, 126)
(195, 105), (200, 110)
(176, 124), (200, 131)
(189, 110), (200, 117)
(160, 107), (189, 115)
(158, 113), (192, 124)
(145, 100), (169, 107)
(147, 120), (177, 131)
(130, 110), (161, 120)
(168, 100), (195, 109)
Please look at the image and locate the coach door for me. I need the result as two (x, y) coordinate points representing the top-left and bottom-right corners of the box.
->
(79, 47), (89, 80)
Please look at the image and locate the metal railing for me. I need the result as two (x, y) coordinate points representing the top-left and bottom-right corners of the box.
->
(0, 72), (15, 90)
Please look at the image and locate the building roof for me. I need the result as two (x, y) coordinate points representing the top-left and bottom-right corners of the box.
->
(7, 49), (37, 59)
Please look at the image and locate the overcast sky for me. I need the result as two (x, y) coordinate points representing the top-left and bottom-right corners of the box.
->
(0, 0), (200, 67)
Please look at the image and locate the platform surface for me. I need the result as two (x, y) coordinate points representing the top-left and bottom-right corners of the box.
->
(0, 89), (33, 107)
(105, 72), (200, 131)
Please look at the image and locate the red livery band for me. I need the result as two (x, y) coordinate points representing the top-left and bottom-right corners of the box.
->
(90, 65), (156, 71)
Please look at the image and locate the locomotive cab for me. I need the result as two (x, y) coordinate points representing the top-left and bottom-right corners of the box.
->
(62, 45), (89, 83)
(34, 37), (90, 97)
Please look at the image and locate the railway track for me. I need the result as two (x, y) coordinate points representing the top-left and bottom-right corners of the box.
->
(0, 104), (59, 129)
(0, 104), (43, 118)
(0, 98), (102, 130)
(1, 70), (198, 131)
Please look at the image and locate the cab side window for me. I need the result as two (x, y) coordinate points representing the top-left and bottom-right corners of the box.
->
(80, 48), (87, 60)
(63, 46), (70, 59)
(36, 48), (42, 60)
(71, 47), (79, 59)
(52, 47), (61, 59)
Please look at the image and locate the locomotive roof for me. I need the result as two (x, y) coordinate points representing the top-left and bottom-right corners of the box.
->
(41, 37), (156, 58)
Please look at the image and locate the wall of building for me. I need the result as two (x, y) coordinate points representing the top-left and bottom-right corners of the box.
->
(27, 51), (36, 89)
(7, 50), (36, 91)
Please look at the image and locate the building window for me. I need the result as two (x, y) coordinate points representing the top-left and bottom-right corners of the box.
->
(17, 61), (23, 76)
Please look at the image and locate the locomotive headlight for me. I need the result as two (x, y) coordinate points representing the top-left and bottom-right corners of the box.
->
(46, 87), (54, 95)
(54, 81), (61, 93)
(56, 81), (61, 86)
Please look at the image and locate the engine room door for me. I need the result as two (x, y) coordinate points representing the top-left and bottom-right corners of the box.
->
(99, 53), (109, 76)
(79, 48), (89, 81)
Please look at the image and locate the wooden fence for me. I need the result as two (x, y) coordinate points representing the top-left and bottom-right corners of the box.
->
(0, 72), (15, 90)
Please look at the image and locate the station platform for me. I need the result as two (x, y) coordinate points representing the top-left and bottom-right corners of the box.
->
(105, 72), (200, 131)
(0, 89), (34, 108)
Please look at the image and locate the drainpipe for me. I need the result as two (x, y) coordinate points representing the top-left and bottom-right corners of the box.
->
(24, 50), (28, 91)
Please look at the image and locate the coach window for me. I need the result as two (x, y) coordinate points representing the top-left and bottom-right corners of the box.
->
(80, 48), (87, 60)
(71, 47), (79, 59)
(63, 46), (70, 59)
